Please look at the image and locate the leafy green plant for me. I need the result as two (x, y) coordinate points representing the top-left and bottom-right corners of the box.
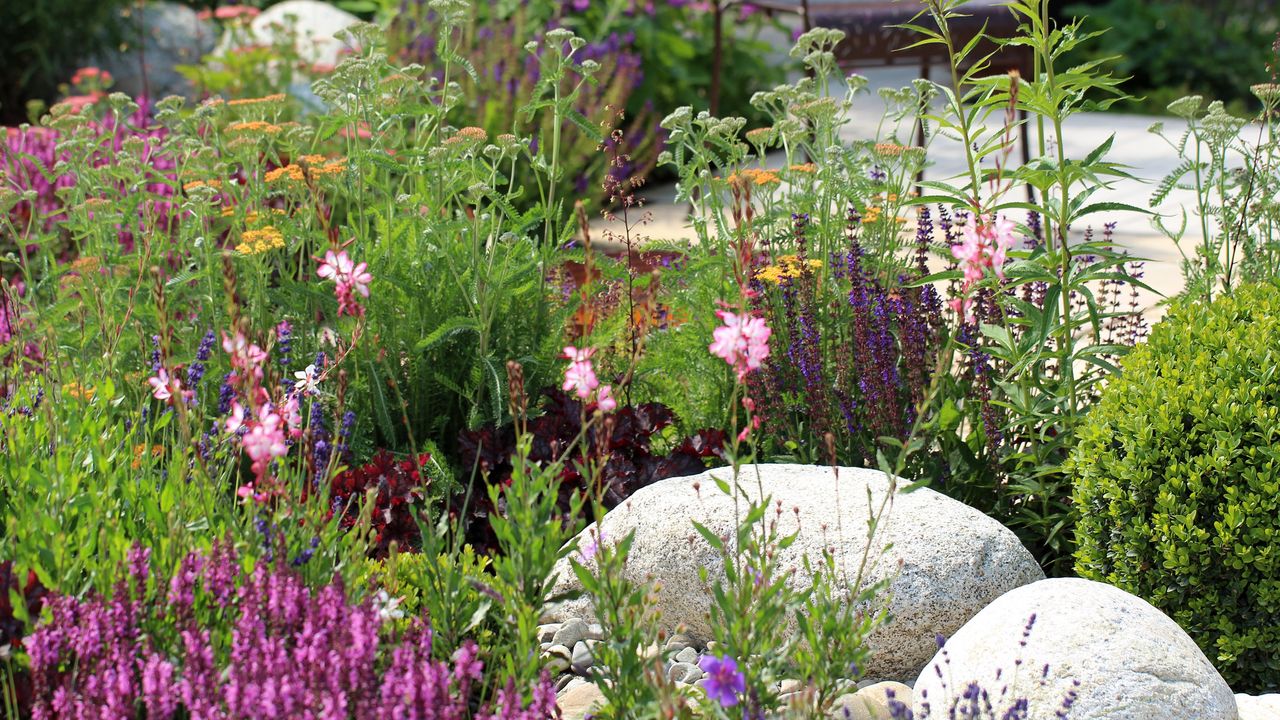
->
(1151, 86), (1280, 302)
(1072, 281), (1280, 692)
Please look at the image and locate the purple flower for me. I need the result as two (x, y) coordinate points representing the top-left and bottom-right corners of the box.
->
(698, 654), (745, 707)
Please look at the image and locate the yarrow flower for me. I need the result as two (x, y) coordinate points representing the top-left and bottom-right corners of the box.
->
(698, 654), (746, 707)
(709, 309), (771, 380)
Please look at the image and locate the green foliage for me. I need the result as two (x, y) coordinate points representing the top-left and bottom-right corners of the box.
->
(0, 0), (126, 124)
(355, 539), (496, 660)
(1150, 92), (1280, 302)
(1063, 0), (1274, 115)
(1073, 282), (1280, 691)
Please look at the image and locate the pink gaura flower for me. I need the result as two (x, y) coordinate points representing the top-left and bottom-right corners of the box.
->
(282, 395), (303, 440)
(709, 310), (771, 381)
(221, 331), (267, 379)
(951, 213), (1018, 284)
(317, 249), (372, 317)
(147, 368), (179, 402)
(225, 401), (247, 435)
(242, 406), (288, 476)
(597, 384), (616, 413)
(563, 360), (599, 400)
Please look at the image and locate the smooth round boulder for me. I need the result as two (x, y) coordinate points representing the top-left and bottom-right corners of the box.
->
(217, 0), (361, 68)
(93, 2), (218, 101)
(544, 464), (1044, 680)
(912, 578), (1236, 719)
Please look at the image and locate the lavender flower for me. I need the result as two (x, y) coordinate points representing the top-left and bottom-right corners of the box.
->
(276, 320), (293, 367)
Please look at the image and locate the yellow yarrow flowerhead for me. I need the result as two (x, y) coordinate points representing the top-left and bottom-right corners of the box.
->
(789, 163), (817, 174)
(63, 381), (96, 401)
(235, 226), (285, 255)
(226, 120), (283, 135)
(227, 93), (287, 107)
(755, 254), (823, 285)
(183, 179), (223, 192)
(727, 168), (781, 187)
(265, 165), (305, 183)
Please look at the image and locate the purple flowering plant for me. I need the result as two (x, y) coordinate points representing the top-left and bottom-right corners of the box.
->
(24, 543), (560, 719)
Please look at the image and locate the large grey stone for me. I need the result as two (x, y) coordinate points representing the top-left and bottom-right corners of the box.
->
(94, 2), (218, 101)
(912, 578), (1236, 719)
(544, 464), (1044, 681)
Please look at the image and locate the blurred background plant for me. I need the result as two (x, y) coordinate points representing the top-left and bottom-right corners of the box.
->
(1062, 0), (1280, 115)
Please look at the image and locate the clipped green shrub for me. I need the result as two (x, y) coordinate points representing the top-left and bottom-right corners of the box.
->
(1072, 282), (1280, 691)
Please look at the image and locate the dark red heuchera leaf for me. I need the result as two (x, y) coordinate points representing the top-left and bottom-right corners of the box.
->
(455, 389), (727, 555)
(329, 451), (433, 558)
(0, 560), (45, 711)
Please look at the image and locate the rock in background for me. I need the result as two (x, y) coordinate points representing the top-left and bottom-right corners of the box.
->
(92, 2), (218, 102)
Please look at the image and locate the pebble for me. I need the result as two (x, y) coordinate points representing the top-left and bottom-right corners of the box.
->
(668, 661), (702, 683)
(536, 623), (562, 644)
(586, 623), (605, 641)
(551, 618), (590, 648)
(674, 646), (699, 665)
(571, 641), (593, 675)
(543, 644), (572, 675)
(557, 681), (606, 720)
(664, 633), (695, 653)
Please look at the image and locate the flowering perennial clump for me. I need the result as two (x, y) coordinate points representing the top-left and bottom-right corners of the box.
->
(25, 545), (559, 720)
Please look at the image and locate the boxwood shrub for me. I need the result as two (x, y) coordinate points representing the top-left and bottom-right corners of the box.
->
(1073, 282), (1280, 691)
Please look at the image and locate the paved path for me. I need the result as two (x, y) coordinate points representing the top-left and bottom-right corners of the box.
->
(596, 65), (1221, 317)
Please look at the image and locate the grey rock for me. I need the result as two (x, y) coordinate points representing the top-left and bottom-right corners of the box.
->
(674, 646), (699, 665)
(668, 662), (702, 684)
(570, 641), (593, 675)
(544, 464), (1044, 680)
(93, 2), (218, 102)
(912, 578), (1236, 719)
(551, 618), (589, 649)
(536, 623), (562, 643)
(586, 623), (605, 641)
(558, 681), (606, 720)
(543, 644), (571, 675)
(1237, 693), (1280, 720)
(665, 632), (695, 653)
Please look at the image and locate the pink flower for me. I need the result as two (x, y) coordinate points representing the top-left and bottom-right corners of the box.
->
(225, 401), (247, 435)
(282, 395), (303, 440)
(214, 5), (260, 20)
(949, 296), (976, 324)
(563, 361), (599, 400)
(147, 368), (178, 402)
(242, 407), (288, 476)
(597, 384), (616, 413)
(709, 310), (771, 380)
(317, 250), (353, 282)
(221, 331), (267, 379)
(951, 213), (1018, 284)
(317, 250), (372, 317)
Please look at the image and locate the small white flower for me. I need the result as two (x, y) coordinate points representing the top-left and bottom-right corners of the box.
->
(372, 589), (405, 621)
(293, 364), (320, 395)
